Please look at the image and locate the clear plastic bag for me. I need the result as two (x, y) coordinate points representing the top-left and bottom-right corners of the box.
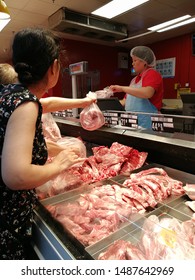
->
(42, 112), (61, 141)
(95, 87), (113, 98)
(57, 136), (87, 158)
(80, 92), (105, 131)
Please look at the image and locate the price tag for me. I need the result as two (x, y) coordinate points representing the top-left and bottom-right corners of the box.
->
(66, 109), (73, 117)
(53, 110), (66, 117)
(120, 113), (138, 128)
(151, 116), (174, 132)
(52, 109), (73, 118)
(103, 112), (119, 127)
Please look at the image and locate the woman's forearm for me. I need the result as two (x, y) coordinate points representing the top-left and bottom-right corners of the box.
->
(41, 97), (96, 113)
(121, 86), (154, 99)
(41, 97), (86, 113)
(110, 85), (154, 99)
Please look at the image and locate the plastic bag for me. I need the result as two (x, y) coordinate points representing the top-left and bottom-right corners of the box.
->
(80, 91), (105, 131)
(36, 171), (82, 199)
(57, 136), (87, 158)
(185, 201), (195, 212)
(42, 112), (61, 141)
(95, 87), (113, 98)
(183, 184), (195, 200)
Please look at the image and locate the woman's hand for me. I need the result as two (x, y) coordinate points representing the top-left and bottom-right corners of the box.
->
(109, 85), (123, 93)
(80, 96), (97, 108)
(46, 139), (64, 157)
(52, 148), (86, 172)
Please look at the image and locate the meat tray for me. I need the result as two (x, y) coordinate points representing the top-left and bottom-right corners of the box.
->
(110, 162), (195, 205)
(161, 194), (195, 217)
(86, 203), (195, 260)
(38, 178), (140, 250)
(37, 163), (195, 259)
(40, 181), (95, 206)
(110, 162), (195, 185)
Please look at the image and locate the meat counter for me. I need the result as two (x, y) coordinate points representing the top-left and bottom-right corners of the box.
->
(32, 117), (195, 260)
(54, 117), (195, 174)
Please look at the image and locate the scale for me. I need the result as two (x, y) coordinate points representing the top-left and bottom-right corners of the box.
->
(69, 61), (88, 117)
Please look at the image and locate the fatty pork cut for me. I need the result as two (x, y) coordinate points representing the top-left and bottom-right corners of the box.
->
(122, 167), (185, 204)
(98, 214), (195, 260)
(37, 142), (148, 199)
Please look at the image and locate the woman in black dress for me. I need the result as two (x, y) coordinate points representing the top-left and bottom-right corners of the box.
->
(0, 28), (88, 259)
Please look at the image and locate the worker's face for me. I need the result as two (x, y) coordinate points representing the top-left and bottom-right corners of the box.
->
(131, 55), (146, 74)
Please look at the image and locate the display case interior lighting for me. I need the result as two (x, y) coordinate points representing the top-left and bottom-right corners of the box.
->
(0, 0), (10, 19)
(91, 0), (150, 19)
(148, 15), (192, 32)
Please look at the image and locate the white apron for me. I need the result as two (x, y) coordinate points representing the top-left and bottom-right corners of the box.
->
(125, 69), (158, 129)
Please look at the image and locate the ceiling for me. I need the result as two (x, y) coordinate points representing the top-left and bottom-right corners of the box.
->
(1, 0), (195, 62)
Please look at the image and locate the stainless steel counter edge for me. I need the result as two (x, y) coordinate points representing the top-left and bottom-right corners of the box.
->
(54, 117), (195, 148)
(32, 210), (76, 260)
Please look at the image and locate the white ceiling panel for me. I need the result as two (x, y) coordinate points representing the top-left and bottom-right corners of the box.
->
(0, 0), (195, 62)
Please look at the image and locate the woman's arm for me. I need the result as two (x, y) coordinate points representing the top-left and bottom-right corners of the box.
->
(40, 96), (96, 113)
(1, 102), (84, 190)
(110, 85), (155, 99)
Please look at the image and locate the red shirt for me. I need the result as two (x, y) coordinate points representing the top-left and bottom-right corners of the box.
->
(126, 68), (163, 110)
(135, 68), (163, 110)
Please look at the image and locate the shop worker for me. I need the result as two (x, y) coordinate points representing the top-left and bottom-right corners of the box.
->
(0, 28), (95, 260)
(110, 46), (163, 129)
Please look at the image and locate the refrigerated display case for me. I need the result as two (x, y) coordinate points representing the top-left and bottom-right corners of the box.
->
(32, 114), (195, 260)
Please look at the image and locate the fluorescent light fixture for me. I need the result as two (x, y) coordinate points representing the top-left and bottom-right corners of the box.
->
(92, 0), (150, 19)
(157, 17), (195, 32)
(0, 0), (10, 19)
(148, 15), (191, 31)
(0, 17), (10, 31)
(116, 30), (154, 42)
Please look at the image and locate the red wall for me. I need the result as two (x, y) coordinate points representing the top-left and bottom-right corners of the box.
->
(53, 32), (195, 99)
(52, 39), (130, 99)
(149, 33), (195, 98)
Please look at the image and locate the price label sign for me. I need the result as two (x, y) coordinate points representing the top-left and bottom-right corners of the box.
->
(151, 116), (174, 132)
(103, 112), (119, 127)
(120, 113), (138, 128)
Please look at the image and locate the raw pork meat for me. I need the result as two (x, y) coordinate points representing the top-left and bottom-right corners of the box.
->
(37, 142), (148, 199)
(140, 215), (195, 260)
(42, 112), (61, 141)
(97, 214), (195, 260)
(122, 167), (185, 205)
(185, 201), (195, 212)
(98, 240), (146, 260)
(183, 184), (195, 200)
(46, 184), (133, 246)
(70, 142), (148, 183)
(80, 102), (105, 131)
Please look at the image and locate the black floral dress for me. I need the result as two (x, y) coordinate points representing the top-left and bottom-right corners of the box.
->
(0, 84), (48, 259)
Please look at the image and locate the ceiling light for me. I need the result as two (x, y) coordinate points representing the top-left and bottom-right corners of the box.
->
(92, 0), (150, 19)
(0, 17), (10, 31)
(0, 0), (10, 19)
(115, 30), (154, 43)
(148, 15), (191, 31)
(157, 17), (195, 32)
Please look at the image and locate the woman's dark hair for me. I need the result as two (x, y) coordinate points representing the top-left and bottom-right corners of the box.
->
(12, 28), (60, 86)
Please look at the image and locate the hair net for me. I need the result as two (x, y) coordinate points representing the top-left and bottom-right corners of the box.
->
(130, 46), (156, 67)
